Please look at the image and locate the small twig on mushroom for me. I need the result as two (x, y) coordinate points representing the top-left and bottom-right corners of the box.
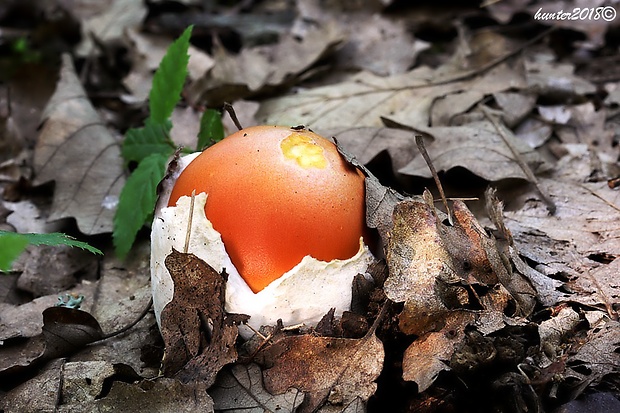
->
(183, 190), (196, 253)
(223, 102), (243, 131)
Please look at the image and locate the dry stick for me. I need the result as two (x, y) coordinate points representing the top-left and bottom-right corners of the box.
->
(183, 190), (196, 253)
(99, 297), (154, 341)
(223, 102), (244, 131)
(480, 105), (557, 215)
(415, 135), (453, 225)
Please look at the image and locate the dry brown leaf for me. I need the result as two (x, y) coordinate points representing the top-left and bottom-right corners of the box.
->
(0, 307), (104, 377)
(565, 258), (620, 318)
(160, 249), (247, 386)
(565, 319), (620, 397)
(384, 198), (521, 336)
(210, 363), (305, 412)
(401, 311), (475, 392)
(186, 22), (345, 106)
(257, 61), (526, 131)
(33, 54), (125, 234)
(398, 120), (549, 182)
(257, 332), (384, 413)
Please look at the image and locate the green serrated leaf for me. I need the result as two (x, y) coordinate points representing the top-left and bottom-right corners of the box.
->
(149, 26), (193, 124)
(0, 231), (102, 272)
(122, 118), (175, 163)
(113, 153), (169, 259)
(197, 109), (225, 151)
(0, 232), (29, 272)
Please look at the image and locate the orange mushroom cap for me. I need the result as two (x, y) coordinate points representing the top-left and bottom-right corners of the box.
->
(168, 125), (367, 293)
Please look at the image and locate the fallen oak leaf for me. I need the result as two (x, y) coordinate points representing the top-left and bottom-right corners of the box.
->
(160, 249), (248, 386)
(256, 307), (386, 413)
(33, 54), (125, 234)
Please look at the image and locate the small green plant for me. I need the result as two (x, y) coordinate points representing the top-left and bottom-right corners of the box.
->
(113, 26), (225, 259)
(0, 231), (102, 272)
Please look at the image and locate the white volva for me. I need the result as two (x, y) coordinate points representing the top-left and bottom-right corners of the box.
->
(151, 179), (373, 338)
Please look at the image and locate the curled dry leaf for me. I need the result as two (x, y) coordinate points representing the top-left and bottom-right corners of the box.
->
(0, 307), (104, 377)
(160, 249), (248, 386)
(256, 330), (384, 413)
(34, 54), (125, 234)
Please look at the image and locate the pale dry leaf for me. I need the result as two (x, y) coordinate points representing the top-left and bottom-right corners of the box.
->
(123, 29), (214, 101)
(504, 179), (620, 258)
(257, 61), (526, 130)
(186, 22), (345, 106)
(75, 0), (148, 56)
(565, 258), (620, 318)
(210, 363), (305, 413)
(328, 126), (419, 174)
(81, 377), (214, 413)
(294, 0), (426, 75)
(258, 333), (384, 413)
(493, 91), (537, 128)
(34, 54), (125, 234)
(0, 280), (97, 342)
(526, 60), (596, 98)
(398, 120), (549, 182)
(15, 245), (97, 296)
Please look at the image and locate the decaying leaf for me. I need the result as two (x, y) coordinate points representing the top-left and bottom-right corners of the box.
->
(58, 360), (213, 412)
(33, 54), (125, 234)
(295, 0), (427, 76)
(160, 249), (247, 386)
(398, 120), (549, 182)
(0, 358), (64, 413)
(565, 318), (620, 397)
(383, 196), (523, 337)
(210, 363), (305, 412)
(257, 61), (526, 131)
(0, 307), (104, 377)
(330, 127), (419, 176)
(186, 22), (345, 106)
(256, 329), (384, 413)
(401, 311), (474, 392)
(504, 179), (620, 259)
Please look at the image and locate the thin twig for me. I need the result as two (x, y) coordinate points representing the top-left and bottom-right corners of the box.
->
(183, 190), (196, 253)
(99, 298), (154, 341)
(416, 135), (453, 225)
(223, 102), (243, 131)
(480, 105), (557, 215)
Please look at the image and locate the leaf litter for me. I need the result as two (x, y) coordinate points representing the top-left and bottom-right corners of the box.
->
(1, 1), (620, 412)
